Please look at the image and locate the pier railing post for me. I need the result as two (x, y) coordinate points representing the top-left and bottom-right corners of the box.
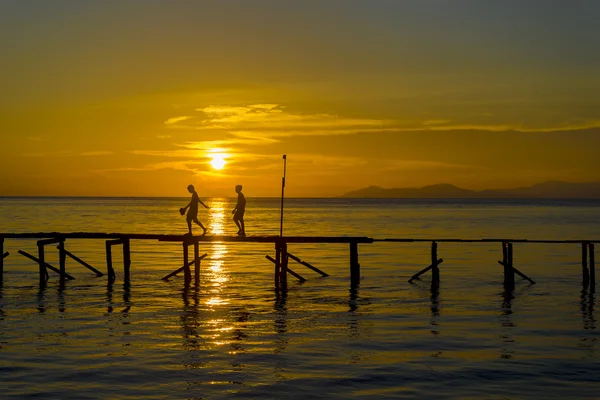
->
(589, 243), (595, 290)
(431, 241), (439, 287)
(123, 238), (131, 284)
(582, 242), (590, 285)
(194, 241), (200, 285)
(58, 239), (66, 287)
(350, 241), (360, 288)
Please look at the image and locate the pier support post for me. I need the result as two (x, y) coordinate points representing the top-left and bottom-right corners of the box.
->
(183, 241), (191, 282)
(504, 242), (515, 289)
(589, 243), (595, 290)
(123, 238), (131, 284)
(38, 241), (48, 285)
(582, 242), (590, 286)
(0, 238), (4, 285)
(58, 240), (66, 288)
(350, 241), (360, 288)
(279, 242), (288, 291)
(275, 241), (281, 289)
(194, 241), (200, 285)
(106, 241), (115, 283)
(431, 241), (440, 287)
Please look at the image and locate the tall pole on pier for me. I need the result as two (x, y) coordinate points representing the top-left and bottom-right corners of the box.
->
(280, 155), (287, 237)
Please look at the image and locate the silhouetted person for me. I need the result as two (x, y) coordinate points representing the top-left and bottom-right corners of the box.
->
(181, 184), (209, 235)
(232, 184), (246, 236)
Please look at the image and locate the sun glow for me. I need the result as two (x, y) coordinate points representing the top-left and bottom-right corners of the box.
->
(209, 154), (226, 170)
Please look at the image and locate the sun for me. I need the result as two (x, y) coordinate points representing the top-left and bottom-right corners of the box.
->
(209, 154), (226, 170)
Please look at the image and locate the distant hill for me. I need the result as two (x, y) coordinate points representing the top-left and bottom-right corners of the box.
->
(340, 181), (600, 199)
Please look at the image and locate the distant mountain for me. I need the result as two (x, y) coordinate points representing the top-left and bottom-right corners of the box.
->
(340, 181), (600, 199)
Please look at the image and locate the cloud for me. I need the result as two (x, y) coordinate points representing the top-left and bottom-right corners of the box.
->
(164, 116), (193, 125)
(80, 151), (112, 156)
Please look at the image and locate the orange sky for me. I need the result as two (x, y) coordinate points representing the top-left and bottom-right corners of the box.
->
(1, 1), (599, 197)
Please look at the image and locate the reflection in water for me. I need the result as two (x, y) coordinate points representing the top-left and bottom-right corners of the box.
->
(58, 288), (66, 314)
(580, 288), (596, 358)
(581, 288), (596, 330)
(499, 289), (515, 359)
(106, 283), (114, 314)
(430, 286), (440, 336)
(274, 291), (288, 352)
(37, 286), (46, 314)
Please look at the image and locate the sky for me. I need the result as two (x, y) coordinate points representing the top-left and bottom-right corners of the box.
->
(1, 0), (599, 197)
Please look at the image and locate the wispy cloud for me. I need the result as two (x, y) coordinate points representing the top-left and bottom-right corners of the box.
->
(164, 116), (193, 125)
(80, 151), (112, 156)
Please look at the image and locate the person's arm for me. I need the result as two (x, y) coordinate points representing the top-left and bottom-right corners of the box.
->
(199, 199), (209, 209)
(183, 199), (191, 211)
(232, 203), (238, 214)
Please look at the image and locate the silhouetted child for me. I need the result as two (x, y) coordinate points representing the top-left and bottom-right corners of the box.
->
(232, 184), (246, 236)
(181, 184), (209, 235)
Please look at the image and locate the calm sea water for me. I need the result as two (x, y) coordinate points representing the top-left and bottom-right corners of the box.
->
(0, 197), (599, 399)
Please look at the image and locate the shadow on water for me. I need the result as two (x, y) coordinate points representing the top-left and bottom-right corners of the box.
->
(499, 288), (515, 359)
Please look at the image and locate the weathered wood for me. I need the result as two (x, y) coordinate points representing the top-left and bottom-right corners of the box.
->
(503, 242), (515, 289)
(280, 242), (288, 290)
(266, 255), (307, 282)
(60, 248), (103, 276)
(105, 241), (115, 283)
(287, 252), (329, 277)
(431, 241), (439, 285)
(408, 259), (444, 282)
(497, 261), (535, 284)
(0, 238), (4, 284)
(194, 241), (200, 284)
(37, 242), (48, 285)
(274, 242), (281, 288)
(183, 242), (190, 282)
(582, 242), (590, 285)
(18, 250), (75, 280)
(58, 240), (66, 287)
(350, 241), (360, 287)
(162, 253), (207, 281)
(123, 238), (131, 283)
(37, 238), (63, 246)
(590, 243), (595, 288)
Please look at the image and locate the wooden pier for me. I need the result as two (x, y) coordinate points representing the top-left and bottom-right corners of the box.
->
(0, 233), (597, 293)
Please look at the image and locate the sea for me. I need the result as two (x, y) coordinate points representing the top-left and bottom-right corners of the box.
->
(0, 197), (599, 399)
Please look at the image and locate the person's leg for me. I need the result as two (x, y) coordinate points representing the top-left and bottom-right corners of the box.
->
(233, 216), (241, 233)
(193, 217), (207, 235)
(186, 218), (192, 234)
(239, 217), (245, 235)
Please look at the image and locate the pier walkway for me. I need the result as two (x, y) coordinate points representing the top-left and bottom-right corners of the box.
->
(0, 233), (597, 292)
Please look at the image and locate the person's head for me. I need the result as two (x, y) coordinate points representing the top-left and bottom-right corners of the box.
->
(187, 184), (195, 193)
(235, 185), (242, 193)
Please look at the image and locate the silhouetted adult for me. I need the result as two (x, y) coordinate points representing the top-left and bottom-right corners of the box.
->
(181, 184), (209, 235)
(232, 184), (246, 236)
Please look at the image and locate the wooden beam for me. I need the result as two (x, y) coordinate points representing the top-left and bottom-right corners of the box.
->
(58, 240), (66, 287)
(106, 241), (115, 283)
(431, 241), (439, 286)
(18, 250), (75, 280)
(266, 255), (306, 282)
(162, 253), (207, 281)
(408, 259), (444, 283)
(590, 243), (595, 288)
(60, 248), (103, 276)
(287, 252), (328, 276)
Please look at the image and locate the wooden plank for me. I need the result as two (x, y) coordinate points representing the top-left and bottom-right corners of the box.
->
(590, 243), (595, 287)
(408, 259), (444, 283)
(287, 253), (328, 276)
(123, 238), (131, 283)
(266, 255), (306, 282)
(18, 250), (75, 280)
(582, 242), (590, 285)
(350, 242), (360, 287)
(431, 241), (439, 285)
(61, 248), (103, 276)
